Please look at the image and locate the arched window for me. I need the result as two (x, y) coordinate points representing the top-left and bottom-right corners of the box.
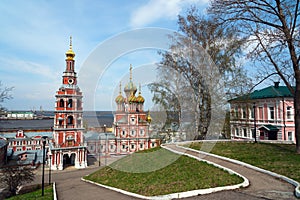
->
(67, 99), (73, 108)
(67, 116), (73, 125)
(59, 99), (64, 107)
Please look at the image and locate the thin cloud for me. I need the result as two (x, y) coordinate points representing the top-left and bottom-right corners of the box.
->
(130, 0), (208, 28)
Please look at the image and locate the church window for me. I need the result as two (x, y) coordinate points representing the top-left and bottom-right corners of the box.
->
(67, 99), (73, 108)
(130, 117), (135, 124)
(122, 130), (126, 136)
(140, 129), (144, 135)
(59, 99), (64, 107)
(131, 130), (135, 136)
(131, 144), (135, 149)
(67, 116), (74, 125)
(140, 143), (143, 148)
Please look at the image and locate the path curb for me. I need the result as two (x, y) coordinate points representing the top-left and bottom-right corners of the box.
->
(177, 143), (300, 198)
(53, 182), (57, 200)
(81, 146), (249, 200)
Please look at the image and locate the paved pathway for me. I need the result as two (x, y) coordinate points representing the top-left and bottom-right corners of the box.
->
(167, 144), (297, 200)
(32, 146), (297, 200)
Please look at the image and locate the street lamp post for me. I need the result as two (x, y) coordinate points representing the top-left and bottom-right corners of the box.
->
(98, 134), (101, 166)
(105, 132), (108, 166)
(41, 136), (48, 196)
(48, 153), (52, 185)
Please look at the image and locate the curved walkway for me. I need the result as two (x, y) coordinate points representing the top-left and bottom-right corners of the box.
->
(165, 144), (297, 200)
(33, 146), (298, 200)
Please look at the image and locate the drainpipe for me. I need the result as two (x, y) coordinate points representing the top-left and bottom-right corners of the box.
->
(253, 102), (257, 143)
(282, 97), (286, 140)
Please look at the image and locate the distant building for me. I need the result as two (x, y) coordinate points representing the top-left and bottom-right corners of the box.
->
(229, 82), (295, 143)
(0, 130), (52, 151)
(5, 111), (35, 119)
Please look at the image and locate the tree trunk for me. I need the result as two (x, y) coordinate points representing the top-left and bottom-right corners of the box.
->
(295, 72), (300, 154)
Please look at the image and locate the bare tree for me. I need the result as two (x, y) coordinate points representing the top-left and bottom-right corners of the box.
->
(150, 7), (251, 139)
(0, 81), (13, 113)
(0, 166), (35, 197)
(209, 0), (300, 153)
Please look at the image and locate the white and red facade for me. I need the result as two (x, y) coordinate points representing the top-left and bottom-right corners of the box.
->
(86, 66), (158, 158)
(49, 38), (87, 170)
(229, 82), (295, 143)
(113, 67), (157, 154)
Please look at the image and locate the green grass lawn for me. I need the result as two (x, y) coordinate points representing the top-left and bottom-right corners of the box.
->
(84, 147), (243, 196)
(7, 185), (53, 200)
(187, 141), (300, 182)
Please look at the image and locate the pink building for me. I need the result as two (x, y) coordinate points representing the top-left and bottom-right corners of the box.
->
(229, 82), (295, 143)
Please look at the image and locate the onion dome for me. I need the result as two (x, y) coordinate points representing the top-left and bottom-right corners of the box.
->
(66, 36), (75, 60)
(115, 82), (125, 103)
(115, 94), (125, 103)
(146, 111), (152, 123)
(136, 84), (145, 103)
(124, 64), (137, 96)
(128, 93), (137, 103)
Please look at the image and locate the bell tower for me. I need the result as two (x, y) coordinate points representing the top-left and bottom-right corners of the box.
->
(50, 37), (87, 170)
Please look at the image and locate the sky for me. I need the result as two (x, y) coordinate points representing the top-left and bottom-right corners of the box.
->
(0, 0), (209, 111)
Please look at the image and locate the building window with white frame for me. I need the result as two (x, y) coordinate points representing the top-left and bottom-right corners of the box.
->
(269, 107), (275, 120)
(287, 106), (293, 120)
(243, 128), (247, 137)
(250, 107), (254, 119)
(234, 107), (239, 118)
(235, 128), (239, 136)
(241, 107), (247, 119)
(288, 132), (293, 141)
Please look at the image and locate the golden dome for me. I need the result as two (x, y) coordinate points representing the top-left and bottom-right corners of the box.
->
(115, 94), (125, 103)
(146, 111), (152, 123)
(128, 93), (137, 103)
(136, 94), (145, 103)
(136, 84), (144, 103)
(66, 36), (75, 60)
(115, 82), (125, 103)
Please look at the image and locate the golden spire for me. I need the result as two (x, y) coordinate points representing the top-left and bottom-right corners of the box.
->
(139, 83), (141, 94)
(69, 36), (73, 49)
(66, 36), (75, 60)
(130, 64), (133, 81)
(119, 82), (122, 94)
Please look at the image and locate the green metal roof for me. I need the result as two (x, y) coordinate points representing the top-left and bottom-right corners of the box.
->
(259, 125), (279, 131)
(229, 86), (294, 102)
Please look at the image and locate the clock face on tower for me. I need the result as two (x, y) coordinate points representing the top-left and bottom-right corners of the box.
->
(68, 78), (74, 85)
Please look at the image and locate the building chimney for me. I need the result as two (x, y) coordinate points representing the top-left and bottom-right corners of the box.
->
(274, 81), (280, 88)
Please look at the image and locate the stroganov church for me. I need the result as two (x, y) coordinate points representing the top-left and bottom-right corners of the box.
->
(49, 38), (157, 170)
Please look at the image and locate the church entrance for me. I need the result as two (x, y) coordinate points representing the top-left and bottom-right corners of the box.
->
(63, 153), (76, 169)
